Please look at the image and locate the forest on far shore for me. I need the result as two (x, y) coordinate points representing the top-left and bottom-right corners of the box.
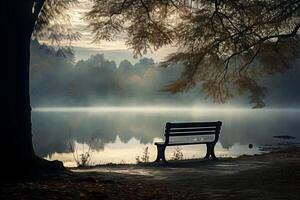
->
(31, 40), (300, 107)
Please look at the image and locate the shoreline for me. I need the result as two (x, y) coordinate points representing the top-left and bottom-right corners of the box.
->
(1, 147), (299, 199)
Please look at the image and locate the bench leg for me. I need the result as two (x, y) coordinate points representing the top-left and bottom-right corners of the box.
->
(204, 142), (217, 160)
(154, 144), (166, 162)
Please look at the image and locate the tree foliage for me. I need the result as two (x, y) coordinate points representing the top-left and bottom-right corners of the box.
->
(31, 0), (300, 107)
(87, 0), (300, 107)
(32, 0), (80, 54)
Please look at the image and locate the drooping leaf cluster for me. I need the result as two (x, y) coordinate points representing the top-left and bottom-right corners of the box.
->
(86, 0), (179, 56)
(32, 0), (80, 50)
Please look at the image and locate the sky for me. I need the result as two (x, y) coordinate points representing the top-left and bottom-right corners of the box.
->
(67, 0), (177, 64)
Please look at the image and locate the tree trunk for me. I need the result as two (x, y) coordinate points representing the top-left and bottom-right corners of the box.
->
(0, 1), (64, 179)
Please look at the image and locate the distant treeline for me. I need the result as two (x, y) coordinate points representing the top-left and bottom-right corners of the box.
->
(30, 40), (300, 107)
(30, 40), (205, 106)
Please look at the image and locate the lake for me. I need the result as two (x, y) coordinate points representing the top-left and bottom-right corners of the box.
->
(32, 107), (300, 166)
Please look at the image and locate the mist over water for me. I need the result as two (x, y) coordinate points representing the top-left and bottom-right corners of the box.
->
(32, 107), (300, 166)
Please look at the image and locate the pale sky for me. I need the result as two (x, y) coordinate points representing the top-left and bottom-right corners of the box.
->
(67, 0), (177, 64)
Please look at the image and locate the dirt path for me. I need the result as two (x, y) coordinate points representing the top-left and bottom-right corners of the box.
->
(1, 148), (300, 200)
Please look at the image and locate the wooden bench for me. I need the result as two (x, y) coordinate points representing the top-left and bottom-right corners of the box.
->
(154, 121), (222, 162)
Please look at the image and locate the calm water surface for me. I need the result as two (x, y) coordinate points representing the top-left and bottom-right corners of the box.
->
(32, 107), (300, 166)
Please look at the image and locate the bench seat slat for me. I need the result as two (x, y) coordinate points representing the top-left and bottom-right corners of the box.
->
(166, 142), (212, 146)
(168, 131), (217, 136)
(155, 141), (212, 146)
(169, 127), (217, 132)
(168, 122), (221, 128)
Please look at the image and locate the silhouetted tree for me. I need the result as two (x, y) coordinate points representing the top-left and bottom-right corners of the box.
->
(87, 0), (300, 108)
(0, 0), (79, 178)
(119, 60), (133, 74)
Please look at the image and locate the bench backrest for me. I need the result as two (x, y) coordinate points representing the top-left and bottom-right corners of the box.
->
(164, 121), (222, 145)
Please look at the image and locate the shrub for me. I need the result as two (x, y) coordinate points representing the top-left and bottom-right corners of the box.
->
(171, 147), (184, 160)
(136, 146), (150, 164)
(68, 137), (95, 167)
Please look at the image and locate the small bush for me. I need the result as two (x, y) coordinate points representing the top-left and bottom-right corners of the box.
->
(171, 147), (184, 160)
(68, 137), (95, 167)
(136, 146), (150, 164)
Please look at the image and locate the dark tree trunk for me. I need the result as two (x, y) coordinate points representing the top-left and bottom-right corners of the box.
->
(0, 1), (63, 179)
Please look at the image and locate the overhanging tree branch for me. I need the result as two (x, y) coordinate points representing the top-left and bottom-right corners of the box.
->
(86, 0), (300, 107)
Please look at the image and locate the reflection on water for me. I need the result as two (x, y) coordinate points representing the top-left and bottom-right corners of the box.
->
(32, 107), (300, 166)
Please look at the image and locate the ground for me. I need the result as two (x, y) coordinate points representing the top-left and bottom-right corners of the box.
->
(1, 147), (299, 200)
